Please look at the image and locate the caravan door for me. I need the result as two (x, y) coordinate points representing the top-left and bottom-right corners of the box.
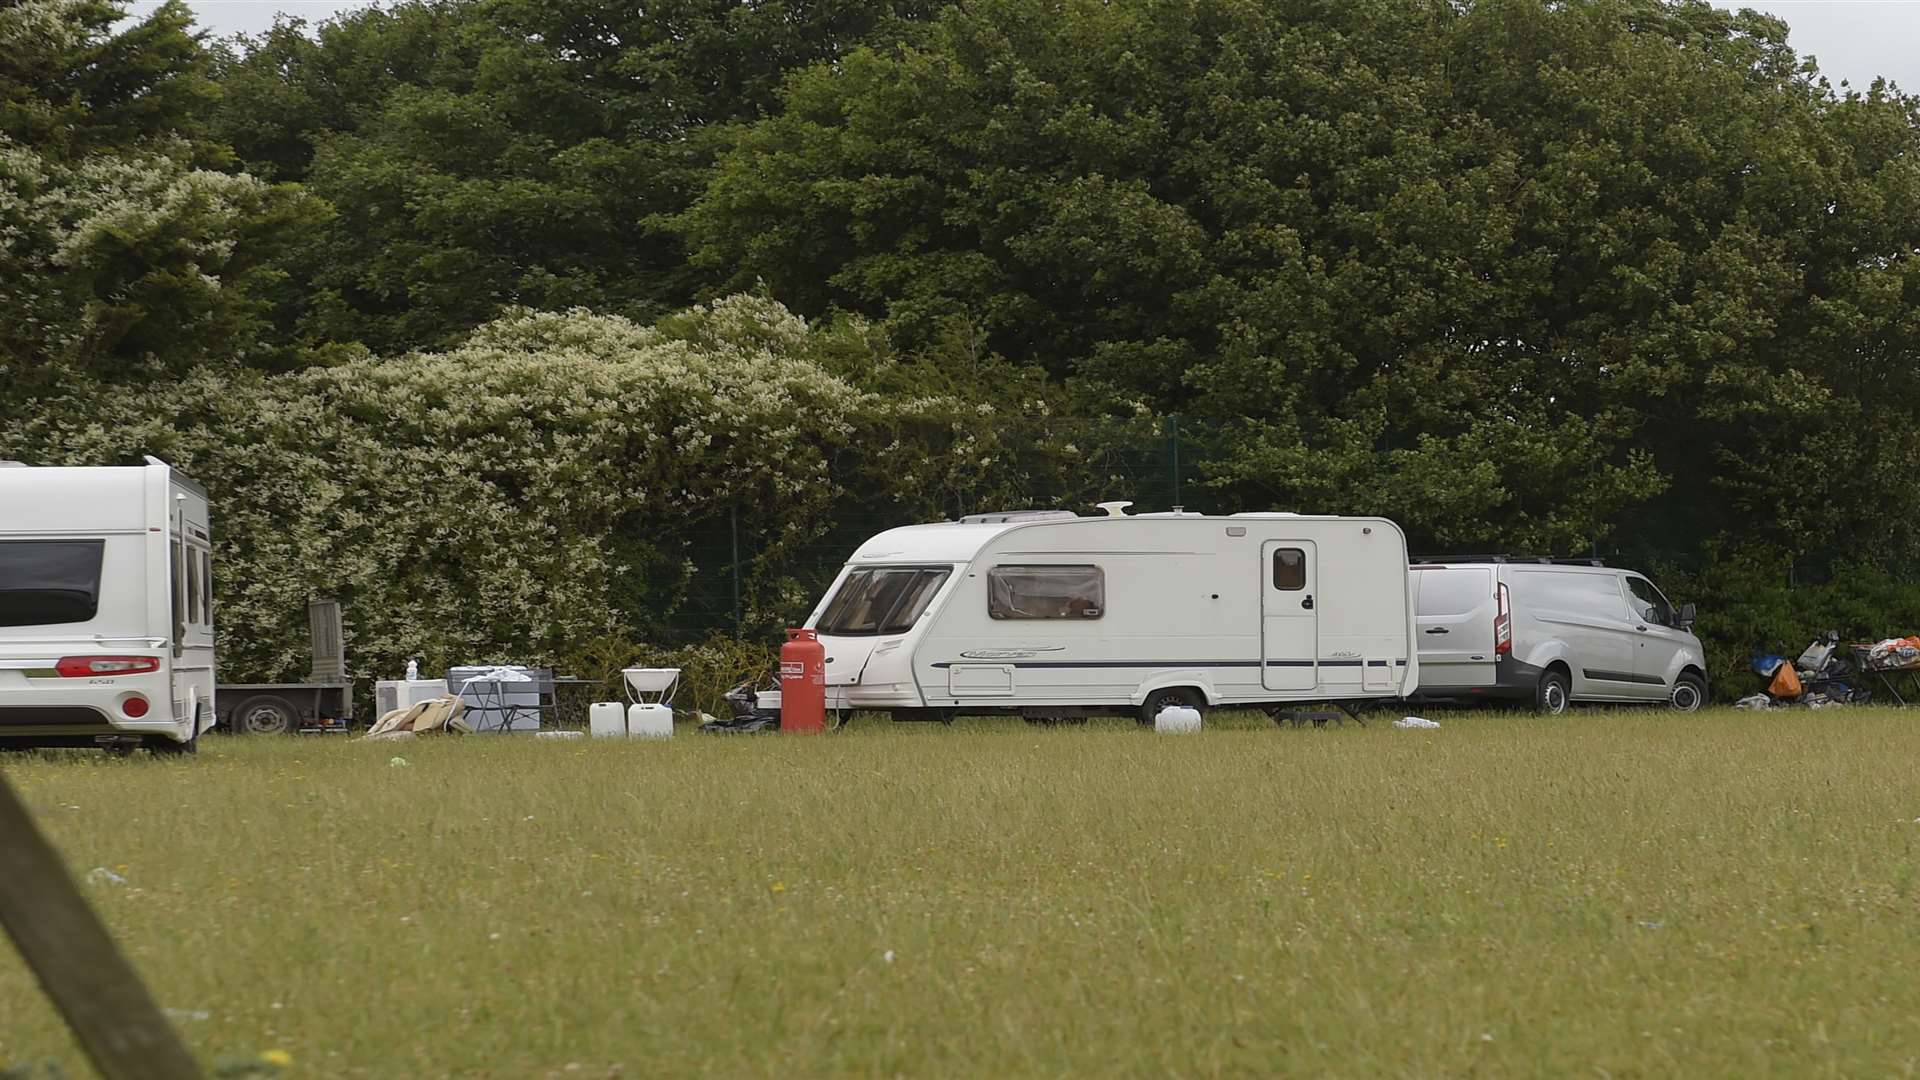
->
(1261, 541), (1319, 691)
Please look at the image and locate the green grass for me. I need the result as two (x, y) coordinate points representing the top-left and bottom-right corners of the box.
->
(4, 707), (1920, 1077)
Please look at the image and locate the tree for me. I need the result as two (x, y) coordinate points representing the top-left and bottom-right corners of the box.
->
(207, 0), (946, 353)
(0, 0), (216, 161)
(0, 0), (330, 400)
(683, 0), (1920, 558)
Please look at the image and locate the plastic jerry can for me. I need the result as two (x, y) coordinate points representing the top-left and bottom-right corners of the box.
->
(626, 703), (673, 738)
(589, 701), (626, 738)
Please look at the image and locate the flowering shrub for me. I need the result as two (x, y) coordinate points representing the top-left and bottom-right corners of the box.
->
(6, 297), (1092, 681)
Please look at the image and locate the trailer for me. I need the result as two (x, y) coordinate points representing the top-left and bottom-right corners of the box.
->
(216, 599), (355, 735)
(802, 505), (1419, 723)
(0, 457), (216, 752)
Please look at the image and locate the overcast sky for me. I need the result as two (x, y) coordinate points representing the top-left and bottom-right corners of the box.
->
(134, 0), (1920, 93)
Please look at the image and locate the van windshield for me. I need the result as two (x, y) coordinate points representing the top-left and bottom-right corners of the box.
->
(0, 540), (105, 627)
(816, 567), (952, 636)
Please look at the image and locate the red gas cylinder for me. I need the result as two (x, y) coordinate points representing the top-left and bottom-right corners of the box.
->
(779, 628), (827, 733)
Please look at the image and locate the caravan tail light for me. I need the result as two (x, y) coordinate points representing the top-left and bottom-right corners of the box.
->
(1493, 583), (1512, 656)
(55, 656), (161, 678)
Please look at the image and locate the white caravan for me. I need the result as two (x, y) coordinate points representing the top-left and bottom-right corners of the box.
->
(802, 508), (1418, 722)
(0, 458), (215, 752)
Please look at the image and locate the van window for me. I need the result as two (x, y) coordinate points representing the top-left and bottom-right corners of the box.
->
(988, 565), (1104, 619)
(1513, 570), (1631, 620)
(1625, 576), (1674, 627)
(1272, 549), (1306, 590)
(0, 540), (106, 627)
(817, 567), (951, 636)
(1415, 568), (1493, 617)
(199, 549), (213, 623)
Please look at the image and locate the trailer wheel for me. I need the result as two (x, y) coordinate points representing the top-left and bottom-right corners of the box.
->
(233, 695), (298, 736)
(1139, 687), (1206, 726)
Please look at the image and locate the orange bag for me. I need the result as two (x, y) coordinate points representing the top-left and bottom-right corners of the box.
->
(1769, 664), (1803, 699)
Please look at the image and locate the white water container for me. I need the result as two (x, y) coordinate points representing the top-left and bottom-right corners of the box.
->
(589, 701), (626, 738)
(627, 703), (673, 738)
(1154, 705), (1203, 734)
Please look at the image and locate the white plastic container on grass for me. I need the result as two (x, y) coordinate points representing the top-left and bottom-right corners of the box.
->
(626, 703), (673, 738)
(589, 702), (626, 738)
(1154, 705), (1203, 733)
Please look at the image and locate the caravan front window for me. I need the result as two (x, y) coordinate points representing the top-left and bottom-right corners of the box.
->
(0, 540), (105, 627)
(817, 567), (952, 636)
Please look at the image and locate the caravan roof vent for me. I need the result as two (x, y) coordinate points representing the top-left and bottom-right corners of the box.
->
(1094, 501), (1133, 517)
(0, 460), (28, 468)
(957, 510), (1079, 525)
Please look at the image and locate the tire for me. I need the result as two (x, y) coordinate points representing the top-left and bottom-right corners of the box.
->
(148, 705), (205, 757)
(1139, 687), (1206, 727)
(1534, 667), (1571, 716)
(232, 695), (298, 736)
(1669, 673), (1706, 713)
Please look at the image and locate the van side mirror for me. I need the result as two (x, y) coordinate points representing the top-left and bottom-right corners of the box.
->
(1677, 603), (1696, 630)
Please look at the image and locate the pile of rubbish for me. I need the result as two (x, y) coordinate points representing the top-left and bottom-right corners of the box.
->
(1864, 636), (1920, 671)
(1735, 630), (1919, 710)
(357, 694), (472, 740)
(698, 677), (782, 734)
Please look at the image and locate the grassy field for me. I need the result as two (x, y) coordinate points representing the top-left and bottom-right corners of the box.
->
(4, 707), (1920, 1077)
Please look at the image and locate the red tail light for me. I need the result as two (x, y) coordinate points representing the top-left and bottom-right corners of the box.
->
(122, 695), (150, 718)
(1494, 583), (1512, 655)
(55, 656), (161, 678)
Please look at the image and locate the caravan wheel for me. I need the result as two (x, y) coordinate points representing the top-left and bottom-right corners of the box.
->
(1138, 687), (1206, 727)
(148, 705), (205, 757)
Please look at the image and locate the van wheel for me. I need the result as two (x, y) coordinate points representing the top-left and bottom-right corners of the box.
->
(1534, 668), (1571, 716)
(1139, 687), (1205, 726)
(234, 695), (297, 736)
(1670, 673), (1706, 713)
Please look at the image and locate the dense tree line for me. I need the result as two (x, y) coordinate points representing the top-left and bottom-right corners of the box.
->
(5, 0), (1920, 691)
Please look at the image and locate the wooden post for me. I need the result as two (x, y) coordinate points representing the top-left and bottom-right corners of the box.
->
(0, 771), (201, 1079)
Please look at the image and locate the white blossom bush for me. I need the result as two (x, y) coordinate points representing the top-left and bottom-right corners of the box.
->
(6, 297), (1093, 685)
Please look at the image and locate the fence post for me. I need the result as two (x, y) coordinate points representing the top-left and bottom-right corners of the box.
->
(0, 771), (202, 1079)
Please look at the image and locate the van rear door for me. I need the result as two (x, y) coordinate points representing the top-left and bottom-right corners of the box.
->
(1412, 566), (1497, 690)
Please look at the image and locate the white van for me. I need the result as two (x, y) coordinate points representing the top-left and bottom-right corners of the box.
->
(804, 506), (1419, 722)
(0, 458), (215, 752)
(1406, 557), (1706, 714)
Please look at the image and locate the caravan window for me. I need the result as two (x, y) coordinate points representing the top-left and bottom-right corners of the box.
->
(987, 565), (1104, 619)
(171, 538), (185, 632)
(817, 567), (951, 636)
(198, 549), (213, 623)
(1272, 549), (1306, 590)
(187, 547), (203, 625)
(0, 540), (105, 627)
